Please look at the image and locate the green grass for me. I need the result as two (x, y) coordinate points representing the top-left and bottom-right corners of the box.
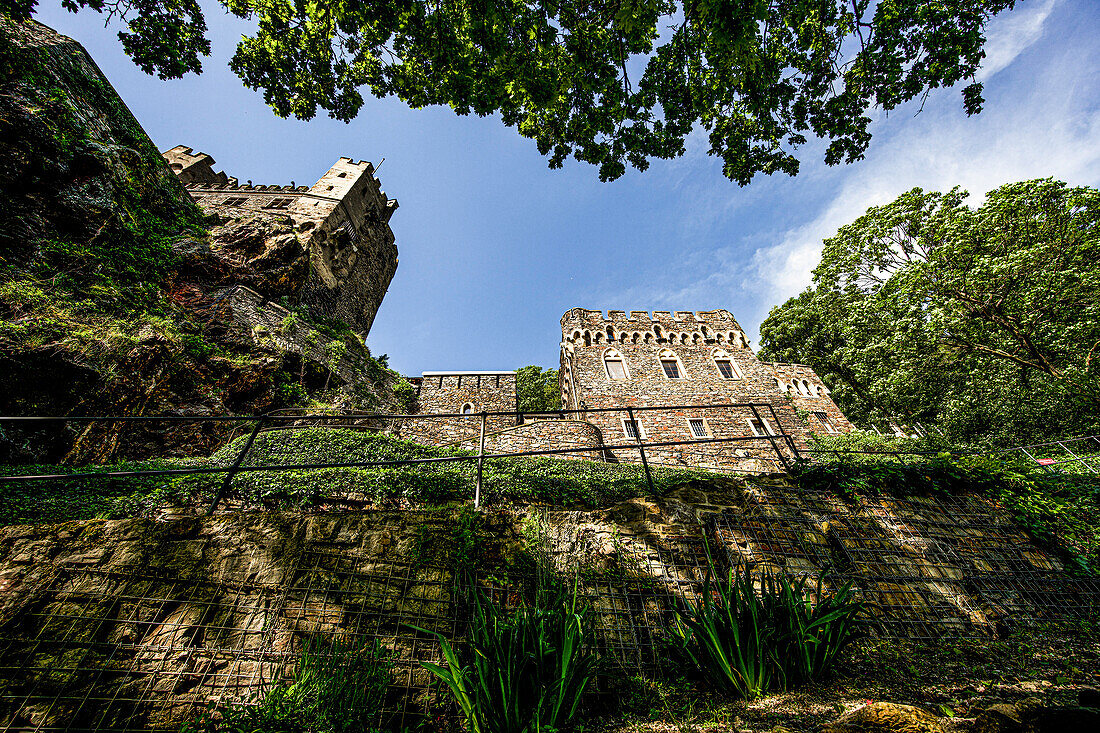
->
(414, 584), (597, 733)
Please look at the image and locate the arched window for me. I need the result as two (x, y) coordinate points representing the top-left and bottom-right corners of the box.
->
(775, 378), (785, 391)
(594, 332), (603, 344)
(712, 349), (741, 379)
(583, 331), (591, 346)
(632, 332), (640, 344)
(607, 326), (615, 342)
(658, 349), (684, 379)
(644, 332), (653, 343)
(653, 325), (663, 341)
(572, 330), (582, 343)
(604, 349), (628, 380)
(461, 403), (474, 414)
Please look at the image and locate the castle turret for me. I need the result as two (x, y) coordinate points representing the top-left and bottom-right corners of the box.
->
(161, 145), (231, 186)
(161, 148), (399, 336)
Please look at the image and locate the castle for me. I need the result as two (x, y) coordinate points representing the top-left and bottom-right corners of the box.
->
(162, 146), (399, 335)
(163, 148), (852, 471)
(405, 309), (854, 472)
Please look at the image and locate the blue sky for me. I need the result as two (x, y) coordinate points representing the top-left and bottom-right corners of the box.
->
(35, 0), (1100, 377)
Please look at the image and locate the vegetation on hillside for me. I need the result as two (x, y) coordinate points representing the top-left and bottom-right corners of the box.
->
(759, 179), (1100, 448)
(3, 0), (1020, 185)
(0, 19), (416, 463)
(0, 428), (707, 525)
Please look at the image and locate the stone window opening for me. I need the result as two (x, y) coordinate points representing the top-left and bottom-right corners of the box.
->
(607, 326), (615, 342)
(222, 196), (248, 206)
(621, 417), (645, 440)
(461, 403), (475, 414)
(337, 172), (347, 178)
(604, 349), (628, 380)
(713, 349), (741, 379)
(815, 411), (837, 434)
(658, 349), (683, 379)
(583, 331), (591, 346)
(688, 418), (709, 438)
(747, 417), (775, 437)
(263, 197), (294, 210)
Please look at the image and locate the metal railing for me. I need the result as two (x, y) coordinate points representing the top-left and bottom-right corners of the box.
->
(0, 402), (802, 513)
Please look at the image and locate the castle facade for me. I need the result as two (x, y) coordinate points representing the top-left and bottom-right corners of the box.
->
(409, 308), (853, 472)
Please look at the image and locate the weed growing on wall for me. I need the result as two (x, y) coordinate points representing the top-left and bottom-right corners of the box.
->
(182, 635), (392, 733)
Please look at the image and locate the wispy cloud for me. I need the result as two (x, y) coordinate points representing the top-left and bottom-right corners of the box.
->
(977, 0), (1059, 82)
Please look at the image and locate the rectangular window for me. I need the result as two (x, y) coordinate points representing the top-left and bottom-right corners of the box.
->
(222, 196), (248, 206)
(689, 419), (708, 438)
(815, 411), (837, 434)
(747, 417), (774, 437)
(621, 418), (644, 439)
(715, 360), (735, 379)
(606, 359), (627, 380)
(661, 360), (681, 379)
(264, 197), (293, 209)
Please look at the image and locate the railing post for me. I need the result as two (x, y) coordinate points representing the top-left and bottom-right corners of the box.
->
(207, 414), (267, 515)
(749, 404), (791, 472)
(475, 412), (487, 508)
(626, 407), (655, 494)
(767, 404), (801, 462)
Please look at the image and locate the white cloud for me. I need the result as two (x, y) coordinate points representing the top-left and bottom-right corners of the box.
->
(739, 9), (1099, 339)
(977, 0), (1059, 82)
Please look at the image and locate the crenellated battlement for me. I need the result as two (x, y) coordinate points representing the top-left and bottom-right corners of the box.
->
(560, 308), (747, 348)
(561, 308), (739, 325)
(162, 144), (400, 336)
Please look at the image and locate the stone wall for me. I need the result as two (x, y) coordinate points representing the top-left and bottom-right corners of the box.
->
(767, 362), (854, 435)
(558, 309), (814, 469)
(403, 372), (519, 445)
(454, 419), (607, 460)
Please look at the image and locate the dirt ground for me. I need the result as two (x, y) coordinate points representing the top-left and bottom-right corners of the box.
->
(587, 625), (1100, 732)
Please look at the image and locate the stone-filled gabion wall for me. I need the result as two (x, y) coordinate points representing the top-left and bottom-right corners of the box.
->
(402, 371), (519, 445)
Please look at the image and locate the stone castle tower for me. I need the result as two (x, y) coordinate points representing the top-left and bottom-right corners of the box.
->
(558, 308), (852, 467)
(162, 146), (399, 335)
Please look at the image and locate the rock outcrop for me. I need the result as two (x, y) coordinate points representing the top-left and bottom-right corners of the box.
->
(0, 19), (410, 464)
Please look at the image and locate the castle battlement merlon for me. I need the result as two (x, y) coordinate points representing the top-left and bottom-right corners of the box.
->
(561, 308), (739, 326)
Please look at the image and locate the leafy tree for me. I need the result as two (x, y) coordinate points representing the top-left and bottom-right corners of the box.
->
(3, 0), (1018, 184)
(759, 179), (1100, 446)
(516, 365), (560, 413)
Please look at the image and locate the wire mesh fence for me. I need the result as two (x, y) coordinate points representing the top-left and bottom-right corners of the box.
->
(0, 497), (1098, 731)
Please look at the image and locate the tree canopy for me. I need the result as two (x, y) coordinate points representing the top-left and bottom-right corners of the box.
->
(3, 0), (1018, 184)
(758, 179), (1100, 446)
(516, 365), (560, 412)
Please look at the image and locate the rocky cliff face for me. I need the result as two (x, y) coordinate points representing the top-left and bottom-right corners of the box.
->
(0, 19), (412, 464)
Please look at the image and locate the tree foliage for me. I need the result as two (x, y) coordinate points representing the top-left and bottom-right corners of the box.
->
(3, 0), (1018, 184)
(516, 365), (560, 413)
(759, 179), (1100, 446)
